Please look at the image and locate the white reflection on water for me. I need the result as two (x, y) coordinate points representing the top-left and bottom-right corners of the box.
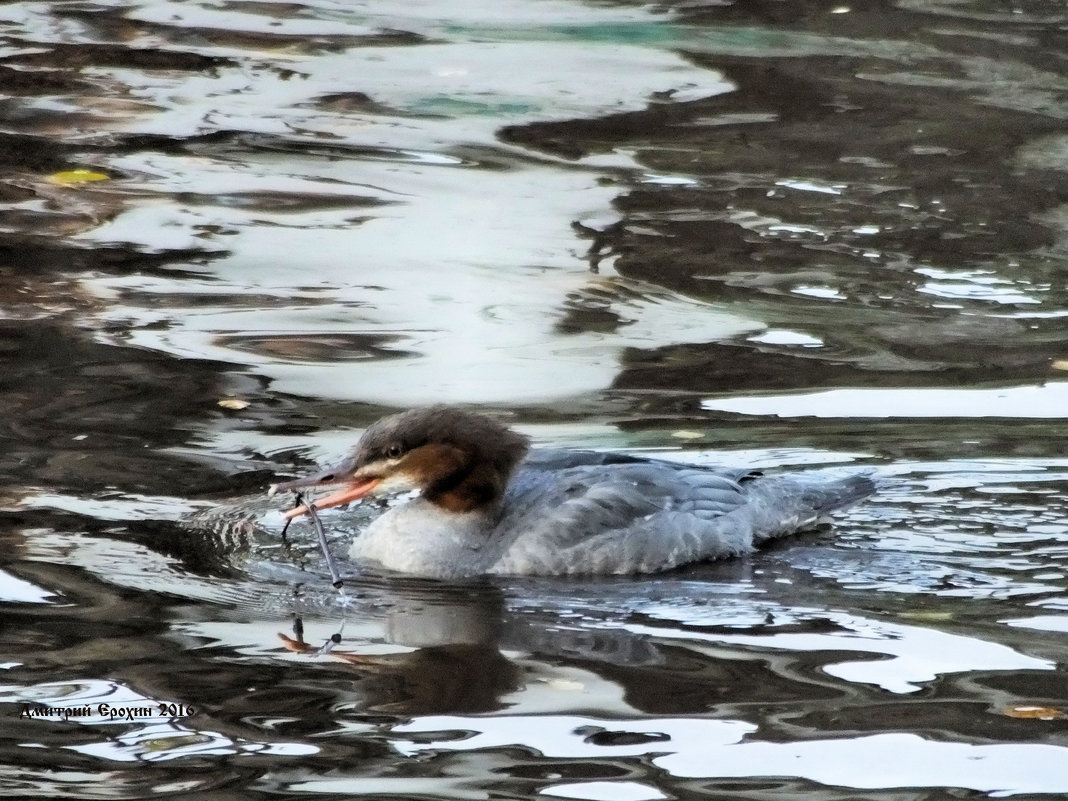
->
(17, 491), (207, 521)
(1, 678), (318, 762)
(1003, 615), (1068, 633)
(916, 267), (1043, 305)
(394, 716), (1068, 796)
(70, 723), (318, 763)
(541, 782), (667, 801)
(746, 329), (824, 347)
(60, 0), (759, 406)
(620, 610), (1053, 693)
(392, 714), (754, 757)
(0, 569), (55, 604)
(702, 382), (1068, 418)
(657, 733), (1068, 796)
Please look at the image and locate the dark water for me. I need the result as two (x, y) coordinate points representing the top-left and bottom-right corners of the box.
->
(2, 0), (1067, 798)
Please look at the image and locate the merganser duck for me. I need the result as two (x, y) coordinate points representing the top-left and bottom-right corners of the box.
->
(269, 406), (875, 578)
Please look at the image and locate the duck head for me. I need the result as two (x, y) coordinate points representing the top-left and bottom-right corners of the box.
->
(270, 405), (530, 518)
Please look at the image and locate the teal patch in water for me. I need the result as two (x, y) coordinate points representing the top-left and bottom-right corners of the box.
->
(409, 95), (539, 117)
(441, 22), (687, 47)
(542, 22), (684, 46)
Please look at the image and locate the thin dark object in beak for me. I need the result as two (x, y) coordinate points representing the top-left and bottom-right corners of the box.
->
(270, 458), (380, 520)
(297, 491), (344, 590)
(281, 477), (381, 520)
(280, 495), (301, 543)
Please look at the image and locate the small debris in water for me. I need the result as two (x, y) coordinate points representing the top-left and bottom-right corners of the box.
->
(47, 169), (109, 184)
(1001, 706), (1065, 720)
(671, 430), (703, 439)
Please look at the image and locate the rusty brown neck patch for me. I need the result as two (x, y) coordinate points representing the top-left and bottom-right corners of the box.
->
(424, 460), (505, 514)
(402, 442), (507, 515)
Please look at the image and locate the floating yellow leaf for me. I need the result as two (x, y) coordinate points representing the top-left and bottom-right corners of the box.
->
(1001, 705), (1065, 720)
(1052, 359), (1068, 372)
(217, 398), (251, 410)
(671, 430), (703, 440)
(47, 169), (110, 185)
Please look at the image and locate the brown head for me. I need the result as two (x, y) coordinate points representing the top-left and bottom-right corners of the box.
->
(269, 405), (530, 518)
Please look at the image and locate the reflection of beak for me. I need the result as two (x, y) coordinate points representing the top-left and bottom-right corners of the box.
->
(268, 460), (381, 520)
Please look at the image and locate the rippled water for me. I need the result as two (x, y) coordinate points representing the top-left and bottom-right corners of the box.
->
(1, 0), (1067, 798)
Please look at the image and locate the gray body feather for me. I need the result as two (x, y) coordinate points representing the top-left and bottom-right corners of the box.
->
(350, 448), (876, 578)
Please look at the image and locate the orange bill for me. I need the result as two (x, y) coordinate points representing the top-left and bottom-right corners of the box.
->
(282, 477), (381, 520)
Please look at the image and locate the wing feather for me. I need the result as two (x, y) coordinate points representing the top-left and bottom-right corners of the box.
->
(489, 455), (875, 576)
(492, 463), (752, 575)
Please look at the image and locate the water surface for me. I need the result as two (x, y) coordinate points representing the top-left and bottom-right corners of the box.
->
(1, 0), (1066, 798)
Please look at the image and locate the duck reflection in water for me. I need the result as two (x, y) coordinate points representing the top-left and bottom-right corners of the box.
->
(277, 583), (520, 714)
(272, 577), (683, 715)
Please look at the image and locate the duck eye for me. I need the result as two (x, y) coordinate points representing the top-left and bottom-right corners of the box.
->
(385, 444), (404, 459)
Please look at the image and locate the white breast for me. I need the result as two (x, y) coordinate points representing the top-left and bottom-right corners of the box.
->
(348, 498), (501, 578)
